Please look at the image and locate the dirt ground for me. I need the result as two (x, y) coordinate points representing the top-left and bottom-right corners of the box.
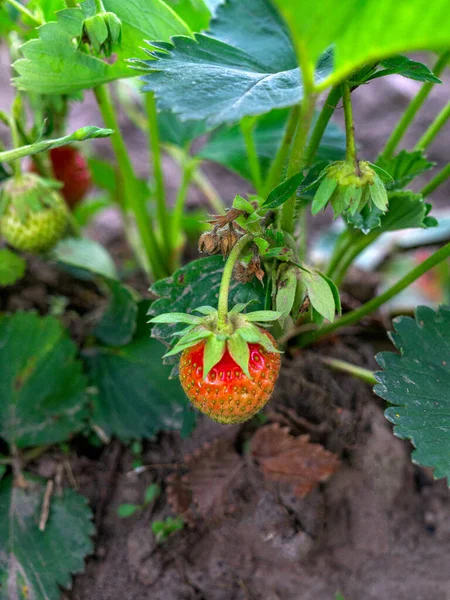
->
(1, 45), (450, 600)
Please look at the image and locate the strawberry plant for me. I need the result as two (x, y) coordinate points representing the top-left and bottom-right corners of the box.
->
(0, 0), (450, 597)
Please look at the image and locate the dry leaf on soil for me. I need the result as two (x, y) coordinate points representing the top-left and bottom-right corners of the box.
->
(251, 423), (340, 497)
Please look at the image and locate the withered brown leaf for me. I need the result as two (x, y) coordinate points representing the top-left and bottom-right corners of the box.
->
(251, 423), (340, 498)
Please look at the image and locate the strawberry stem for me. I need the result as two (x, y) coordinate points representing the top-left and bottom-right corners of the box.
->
(342, 81), (357, 166)
(217, 233), (253, 332)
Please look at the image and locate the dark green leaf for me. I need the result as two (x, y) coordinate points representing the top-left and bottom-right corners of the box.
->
(0, 313), (88, 449)
(52, 237), (118, 280)
(94, 280), (138, 347)
(0, 475), (94, 599)
(0, 248), (26, 287)
(375, 305), (450, 484)
(88, 157), (117, 194)
(13, 0), (191, 94)
(198, 108), (345, 180)
(369, 55), (442, 83)
(158, 110), (208, 148)
(118, 503), (140, 518)
(139, 0), (333, 127)
(262, 172), (304, 209)
(149, 256), (265, 344)
(85, 303), (188, 441)
(376, 150), (435, 191)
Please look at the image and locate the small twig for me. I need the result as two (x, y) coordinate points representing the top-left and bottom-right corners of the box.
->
(39, 480), (54, 532)
(126, 463), (183, 477)
(64, 458), (79, 490)
(55, 463), (64, 497)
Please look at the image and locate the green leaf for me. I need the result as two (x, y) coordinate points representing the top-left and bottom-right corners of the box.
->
(376, 150), (435, 191)
(117, 503), (140, 518)
(139, 0), (333, 127)
(149, 313), (202, 325)
(13, 0), (191, 95)
(232, 194), (255, 213)
(85, 303), (188, 440)
(368, 55), (442, 84)
(203, 336), (226, 378)
(0, 248), (26, 287)
(369, 176), (389, 211)
(274, 0), (450, 90)
(262, 172), (304, 209)
(0, 313), (88, 449)
(0, 475), (94, 600)
(164, 0), (212, 32)
(73, 196), (112, 227)
(158, 110), (208, 148)
(302, 269), (336, 322)
(52, 237), (118, 280)
(144, 483), (161, 504)
(374, 305), (450, 484)
(199, 108), (345, 179)
(311, 176), (338, 215)
(163, 326), (212, 357)
(244, 310), (283, 322)
(227, 334), (250, 377)
(149, 255), (265, 344)
(94, 280), (138, 347)
(275, 266), (298, 325)
(88, 157), (117, 194)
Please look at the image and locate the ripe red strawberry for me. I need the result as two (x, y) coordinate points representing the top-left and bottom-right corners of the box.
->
(150, 306), (282, 424)
(0, 173), (68, 253)
(30, 146), (91, 207)
(179, 331), (280, 424)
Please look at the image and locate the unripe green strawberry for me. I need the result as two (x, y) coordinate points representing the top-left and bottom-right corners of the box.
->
(0, 173), (68, 253)
(150, 306), (283, 424)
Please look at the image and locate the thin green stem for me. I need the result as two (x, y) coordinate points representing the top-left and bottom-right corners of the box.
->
(421, 162), (450, 197)
(145, 93), (171, 252)
(9, 116), (22, 177)
(170, 159), (195, 264)
(342, 81), (357, 164)
(304, 85), (341, 168)
(241, 119), (263, 196)
(5, 0), (42, 25)
(415, 100), (450, 151)
(300, 241), (450, 346)
(319, 356), (377, 385)
(94, 0), (106, 12)
(264, 105), (300, 195)
(93, 85), (166, 279)
(217, 234), (253, 331)
(381, 52), (450, 160)
(325, 228), (354, 278)
(192, 168), (225, 214)
(333, 231), (378, 287)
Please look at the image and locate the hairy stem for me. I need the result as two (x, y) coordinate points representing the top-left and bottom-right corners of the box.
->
(300, 241), (450, 346)
(304, 85), (341, 167)
(241, 119), (263, 196)
(145, 93), (171, 253)
(6, 0), (42, 25)
(93, 85), (166, 279)
(264, 105), (300, 195)
(381, 52), (450, 160)
(421, 162), (450, 197)
(217, 234), (253, 331)
(415, 99), (450, 151)
(319, 356), (377, 385)
(342, 81), (357, 164)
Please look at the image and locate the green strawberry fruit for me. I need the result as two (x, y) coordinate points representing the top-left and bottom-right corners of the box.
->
(0, 173), (68, 253)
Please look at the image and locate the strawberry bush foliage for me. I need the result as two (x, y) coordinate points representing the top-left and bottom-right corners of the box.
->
(0, 0), (450, 595)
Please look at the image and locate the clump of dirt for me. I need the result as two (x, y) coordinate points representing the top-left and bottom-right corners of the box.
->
(61, 347), (450, 600)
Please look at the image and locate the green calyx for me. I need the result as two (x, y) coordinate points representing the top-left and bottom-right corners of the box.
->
(312, 160), (389, 219)
(82, 10), (122, 56)
(0, 173), (66, 222)
(149, 305), (282, 380)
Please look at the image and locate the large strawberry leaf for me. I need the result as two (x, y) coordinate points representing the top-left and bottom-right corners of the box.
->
(139, 0), (332, 126)
(93, 280), (138, 347)
(13, 0), (191, 95)
(374, 305), (450, 484)
(198, 108), (345, 181)
(0, 312), (88, 449)
(85, 303), (188, 440)
(149, 255), (266, 344)
(376, 150), (435, 191)
(274, 0), (450, 90)
(0, 475), (94, 600)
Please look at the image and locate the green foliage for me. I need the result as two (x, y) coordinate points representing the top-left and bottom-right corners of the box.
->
(199, 109), (345, 181)
(263, 172), (305, 210)
(52, 237), (118, 280)
(368, 55), (442, 84)
(274, 0), (450, 89)
(375, 306), (450, 484)
(151, 515), (184, 542)
(117, 503), (140, 518)
(13, 0), (191, 95)
(0, 475), (94, 600)
(301, 267), (339, 322)
(376, 150), (435, 191)
(149, 255), (265, 344)
(165, 0), (212, 31)
(85, 303), (189, 440)
(94, 280), (138, 346)
(0, 313), (88, 449)
(140, 0), (332, 127)
(0, 248), (26, 287)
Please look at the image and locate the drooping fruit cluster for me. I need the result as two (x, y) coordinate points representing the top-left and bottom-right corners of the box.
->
(0, 173), (68, 253)
(150, 306), (282, 424)
(312, 159), (389, 218)
(30, 146), (92, 207)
